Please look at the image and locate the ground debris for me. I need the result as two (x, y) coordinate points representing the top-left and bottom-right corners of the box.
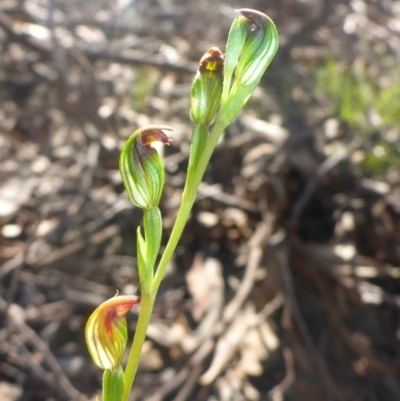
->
(1, 1), (400, 400)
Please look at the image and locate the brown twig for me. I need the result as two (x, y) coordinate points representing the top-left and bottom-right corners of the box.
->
(222, 218), (274, 325)
(0, 298), (86, 401)
(267, 347), (295, 400)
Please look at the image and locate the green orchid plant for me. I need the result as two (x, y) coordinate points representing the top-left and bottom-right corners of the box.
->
(85, 9), (278, 401)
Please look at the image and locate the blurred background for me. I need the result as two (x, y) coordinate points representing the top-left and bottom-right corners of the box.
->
(1, 0), (400, 400)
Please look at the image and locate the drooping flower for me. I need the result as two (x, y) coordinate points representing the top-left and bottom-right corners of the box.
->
(85, 295), (140, 371)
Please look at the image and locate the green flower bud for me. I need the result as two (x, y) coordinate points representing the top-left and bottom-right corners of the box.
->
(218, 9), (279, 126)
(233, 9), (279, 88)
(190, 47), (224, 126)
(85, 295), (140, 371)
(120, 126), (172, 210)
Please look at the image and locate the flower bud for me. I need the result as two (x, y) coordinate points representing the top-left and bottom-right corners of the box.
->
(217, 9), (279, 127)
(85, 295), (140, 371)
(120, 126), (172, 210)
(190, 47), (224, 126)
(233, 9), (279, 88)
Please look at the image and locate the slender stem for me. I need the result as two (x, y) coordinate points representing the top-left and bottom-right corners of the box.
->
(151, 118), (227, 294)
(143, 208), (162, 272)
(122, 209), (161, 401)
(122, 119), (228, 401)
(103, 367), (124, 401)
(121, 292), (155, 401)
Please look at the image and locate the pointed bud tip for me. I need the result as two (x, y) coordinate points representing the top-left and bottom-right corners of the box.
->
(140, 126), (173, 147)
(199, 47), (224, 75)
(235, 9), (266, 28)
(108, 294), (140, 317)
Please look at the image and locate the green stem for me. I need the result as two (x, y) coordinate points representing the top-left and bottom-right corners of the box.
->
(121, 293), (155, 401)
(103, 367), (124, 401)
(122, 209), (161, 401)
(143, 208), (162, 272)
(187, 124), (208, 182)
(151, 118), (228, 294)
(122, 119), (228, 401)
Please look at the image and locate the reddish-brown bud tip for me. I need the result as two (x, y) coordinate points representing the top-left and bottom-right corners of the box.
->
(120, 125), (172, 210)
(140, 126), (172, 148)
(236, 9), (265, 30)
(199, 47), (224, 75)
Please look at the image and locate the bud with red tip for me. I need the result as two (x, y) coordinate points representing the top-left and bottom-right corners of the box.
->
(85, 295), (140, 371)
(190, 47), (224, 127)
(119, 126), (172, 210)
